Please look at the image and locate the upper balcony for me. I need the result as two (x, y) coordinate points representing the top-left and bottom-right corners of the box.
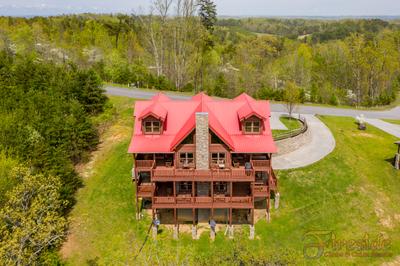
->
(135, 154), (271, 182)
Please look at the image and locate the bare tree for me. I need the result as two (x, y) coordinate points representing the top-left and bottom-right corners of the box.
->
(136, 0), (172, 77)
(135, 0), (203, 90)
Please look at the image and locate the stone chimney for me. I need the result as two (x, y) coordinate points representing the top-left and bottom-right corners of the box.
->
(195, 112), (209, 170)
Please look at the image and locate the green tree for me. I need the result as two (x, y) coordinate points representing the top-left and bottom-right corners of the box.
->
(213, 73), (228, 97)
(283, 81), (301, 117)
(198, 0), (217, 32)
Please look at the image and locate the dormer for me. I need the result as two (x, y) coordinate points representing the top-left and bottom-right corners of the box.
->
(242, 116), (263, 134)
(142, 115), (163, 134)
(139, 100), (168, 135)
(237, 97), (266, 135)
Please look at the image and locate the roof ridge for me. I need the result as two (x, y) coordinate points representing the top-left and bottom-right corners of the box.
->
(169, 101), (202, 150)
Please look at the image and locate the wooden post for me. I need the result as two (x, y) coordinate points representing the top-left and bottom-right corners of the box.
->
(211, 181), (214, 223)
(173, 208), (178, 240)
(267, 187), (271, 222)
(174, 208), (177, 225)
(152, 208), (157, 239)
(249, 208), (255, 240)
(135, 169), (140, 220)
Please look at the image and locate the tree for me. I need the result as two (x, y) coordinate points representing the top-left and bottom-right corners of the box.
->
(0, 167), (66, 265)
(198, 0), (217, 32)
(76, 69), (107, 114)
(213, 73), (228, 97)
(283, 81), (301, 117)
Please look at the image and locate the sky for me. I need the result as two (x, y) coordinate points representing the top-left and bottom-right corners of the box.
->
(0, 0), (400, 17)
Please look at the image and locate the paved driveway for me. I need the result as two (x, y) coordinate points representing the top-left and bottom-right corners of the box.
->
(272, 114), (336, 170)
(364, 119), (400, 138)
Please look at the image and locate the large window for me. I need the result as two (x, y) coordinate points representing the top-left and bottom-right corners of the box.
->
(211, 153), (226, 165)
(244, 120), (261, 133)
(179, 152), (194, 166)
(144, 120), (161, 134)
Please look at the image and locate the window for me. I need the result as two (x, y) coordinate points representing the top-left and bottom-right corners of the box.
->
(178, 182), (192, 193)
(179, 153), (194, 166)
(244, 120), (261, 133)
(144, 120), (161, 134)
(211, 153), (226, 165)
(214, 182), (227, 194)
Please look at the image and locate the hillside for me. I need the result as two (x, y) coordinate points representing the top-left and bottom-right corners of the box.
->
(62, 96), (400, 265)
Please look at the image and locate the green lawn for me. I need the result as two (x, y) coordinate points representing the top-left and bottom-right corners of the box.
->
(62, 96), (400, 265)
(383, 119), (400, 125)
(272, 116), (303, 137)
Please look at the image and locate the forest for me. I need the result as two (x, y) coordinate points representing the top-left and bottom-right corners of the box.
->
(0, 2), (399, 107)
(0, 0), (400, 264)
(0, 52), (107, 263)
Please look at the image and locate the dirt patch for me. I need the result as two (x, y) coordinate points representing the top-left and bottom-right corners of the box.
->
(351, 132), (376, 138)
(382, 256), (400, 266)
(374, 190), (397, 229)
(60, 230), (78, 259)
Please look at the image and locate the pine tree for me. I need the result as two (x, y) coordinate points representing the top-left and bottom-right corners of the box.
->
(198, 0), (217, 32)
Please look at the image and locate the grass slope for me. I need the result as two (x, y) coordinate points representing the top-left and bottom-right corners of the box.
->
(383, 119), (400, 125)
(62, 96), (400, 265)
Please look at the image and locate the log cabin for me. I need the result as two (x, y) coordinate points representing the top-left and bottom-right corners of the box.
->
(129, 92), (278, 233)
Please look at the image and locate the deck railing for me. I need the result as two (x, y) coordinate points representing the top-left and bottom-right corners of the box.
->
(253, 185), (268, 193)
(152, 196), (252, 206)
(251, 160), (271, 168)
(152, 167), (256, 181)
(135, 160), (155, 169)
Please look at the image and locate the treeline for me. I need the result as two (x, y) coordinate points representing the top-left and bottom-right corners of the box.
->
(0, 2), (399, 107)
(217, 17), (393, 41)
(0, 51), (107, 264)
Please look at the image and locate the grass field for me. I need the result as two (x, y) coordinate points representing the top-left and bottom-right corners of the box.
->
(62, 96), (400, 265)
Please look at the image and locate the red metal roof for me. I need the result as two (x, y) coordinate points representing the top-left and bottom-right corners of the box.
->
(128, 92), (277, 153)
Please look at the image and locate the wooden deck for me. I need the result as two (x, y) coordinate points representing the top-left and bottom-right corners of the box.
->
(152, 196), (253, 209)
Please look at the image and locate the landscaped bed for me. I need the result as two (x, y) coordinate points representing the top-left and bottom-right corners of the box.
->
(272, 116), (304, 139)
(62, 96), (400, 265)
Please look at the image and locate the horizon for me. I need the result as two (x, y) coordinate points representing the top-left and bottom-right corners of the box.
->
(1, 0), (400, 17)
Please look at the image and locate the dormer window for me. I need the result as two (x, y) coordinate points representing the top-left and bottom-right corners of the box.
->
(143, 117), (162, 134)
(243, 117), (262, 134)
